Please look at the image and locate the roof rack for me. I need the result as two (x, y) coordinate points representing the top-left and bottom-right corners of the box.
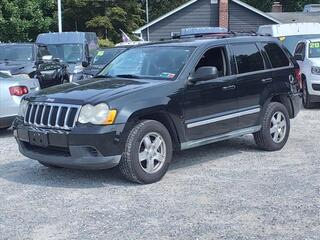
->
(171, 28), (267, 40)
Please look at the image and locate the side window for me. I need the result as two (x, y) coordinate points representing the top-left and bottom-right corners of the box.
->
(232, 44), (264, 74)
(294, 42), (306, 60)
(195, 47), (228, 77)
(263, 42), (290, 68)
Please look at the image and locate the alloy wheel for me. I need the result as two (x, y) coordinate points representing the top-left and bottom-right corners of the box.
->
(270, 111), (287, 143)
(138, 132), (166, 174)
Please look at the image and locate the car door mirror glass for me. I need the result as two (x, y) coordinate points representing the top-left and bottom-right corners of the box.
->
(190, 66), (218, 83)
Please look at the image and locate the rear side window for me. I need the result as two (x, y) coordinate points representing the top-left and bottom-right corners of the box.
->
(263, 43), (290, 68)
(232, 44), (264, 74)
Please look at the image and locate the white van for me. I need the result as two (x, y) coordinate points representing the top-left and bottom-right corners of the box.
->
(258, 23), (320, 54)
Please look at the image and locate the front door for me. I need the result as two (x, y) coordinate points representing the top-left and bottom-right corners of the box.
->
(183, 46), (238, 141)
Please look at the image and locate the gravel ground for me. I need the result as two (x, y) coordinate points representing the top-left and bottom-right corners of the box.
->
(0, 109), (319, 240)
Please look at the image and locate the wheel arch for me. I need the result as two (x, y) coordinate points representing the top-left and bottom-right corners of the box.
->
(263, 94), (295, 119)
(123, 109), (181, 151)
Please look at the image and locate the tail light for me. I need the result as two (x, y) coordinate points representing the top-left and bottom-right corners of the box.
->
(294, 68), (302, 89)
(9, 86), (29, 96)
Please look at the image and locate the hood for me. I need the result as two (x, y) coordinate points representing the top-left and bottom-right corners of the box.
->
(27, 77), (166, 105)
(309, 58), (320, 66)
(0, 61), (35, 75)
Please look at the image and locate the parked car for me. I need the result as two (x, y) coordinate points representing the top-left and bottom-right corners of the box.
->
(0, 72), (40, 129)
(36, 32), (98, 82)
(293, 38), (320, 108)
(13, 34), (302, 183)
(0, 43), (37, 76)
(303, 4), (320, 12)
(258, 23), (320, 54)
(82, 47), (128, 78)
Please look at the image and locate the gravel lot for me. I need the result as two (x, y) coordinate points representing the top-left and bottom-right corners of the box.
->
(0, 108), (319, 240)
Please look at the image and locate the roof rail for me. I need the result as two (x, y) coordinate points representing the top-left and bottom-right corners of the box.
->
(171, 28), (268, 40)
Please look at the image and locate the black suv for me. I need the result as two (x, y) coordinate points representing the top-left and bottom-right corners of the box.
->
(13, 34), (302, 184)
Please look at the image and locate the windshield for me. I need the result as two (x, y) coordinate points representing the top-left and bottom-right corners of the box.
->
(0, 45), (33, 61)
(92, 48), (125, 66)
(99, 46), (194, 80)
(309, 42), (320, 58)
(38, 44), (83, 63)
(280, 34), (320, 54)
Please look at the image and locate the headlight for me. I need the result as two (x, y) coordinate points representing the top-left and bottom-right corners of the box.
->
(78, 103), (117, 125)
(311, 66), (320, 75)
(19, 99), (29, 117)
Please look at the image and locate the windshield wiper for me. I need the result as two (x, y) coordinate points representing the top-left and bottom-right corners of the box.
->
(115, 74), (140, 79)
(94, 74), (113, 78)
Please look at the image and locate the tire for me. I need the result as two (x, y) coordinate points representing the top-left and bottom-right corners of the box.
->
(303, 79), (313, 109)
(38, 161), (62, 168)
(254, 102), (290, 151)
(119, 120), (173, 184)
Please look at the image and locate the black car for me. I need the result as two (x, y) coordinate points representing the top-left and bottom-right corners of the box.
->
(13, 34), (302, 184)
(82, 47), (128, 78)
(0, 43), (37, 75)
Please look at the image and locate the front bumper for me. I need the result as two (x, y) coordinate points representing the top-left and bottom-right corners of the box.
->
(13, 118), (126, 169)
(0, 115), (16, 129)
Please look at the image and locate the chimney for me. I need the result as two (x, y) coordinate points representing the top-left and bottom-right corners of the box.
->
(219, 0), (229, 29)
(272, 1), (283, 12)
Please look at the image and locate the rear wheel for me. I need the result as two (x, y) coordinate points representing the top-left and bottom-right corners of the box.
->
(254, 102), (290, 151)
(303, 79), (313, 109)
(119, 120), (173, 184)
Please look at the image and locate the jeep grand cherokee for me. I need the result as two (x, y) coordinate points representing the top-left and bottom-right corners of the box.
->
(13, 34), (302, 184)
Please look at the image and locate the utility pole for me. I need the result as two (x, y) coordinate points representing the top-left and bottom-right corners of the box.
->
(146, 0), (150, 41)
(58, 0), (62, 32)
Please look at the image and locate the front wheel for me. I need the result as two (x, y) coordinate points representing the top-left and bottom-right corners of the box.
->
(254, 102), (290, 151)
(119, 120), (173, 184)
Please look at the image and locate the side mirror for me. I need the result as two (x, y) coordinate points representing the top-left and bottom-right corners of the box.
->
(82, 61), (90, 68)
(189, 66), (218, 83)
(294, 53), (304, 61)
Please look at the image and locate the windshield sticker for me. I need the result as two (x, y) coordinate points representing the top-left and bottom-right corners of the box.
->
(160, 72), (176, 79)
(310, 42), (320, 48)
(97, 51), (105, 56)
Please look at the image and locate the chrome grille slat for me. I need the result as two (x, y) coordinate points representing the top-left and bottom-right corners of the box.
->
(64, 108), (71, 127)
(24, 102), (81, 130)
(28, 104), (34, 124)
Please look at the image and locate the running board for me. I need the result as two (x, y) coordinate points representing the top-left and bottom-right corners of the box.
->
(181, 125), (261, 150)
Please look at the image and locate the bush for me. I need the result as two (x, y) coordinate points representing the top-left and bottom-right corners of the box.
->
(98, 38), (115, 48)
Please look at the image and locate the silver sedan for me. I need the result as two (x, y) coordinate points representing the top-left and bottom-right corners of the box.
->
(0, 72), (40, 129)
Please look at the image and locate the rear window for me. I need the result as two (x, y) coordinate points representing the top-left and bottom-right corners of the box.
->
(263, 43), (290, 68)
(232, 44), (265, 74)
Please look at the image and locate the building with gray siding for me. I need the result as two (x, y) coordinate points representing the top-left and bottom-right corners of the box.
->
(134, 0), (280, 41)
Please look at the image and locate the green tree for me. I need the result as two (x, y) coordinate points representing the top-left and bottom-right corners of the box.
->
(63, 0), (144, 43)
(243, 0), (320, 12)
(0, 0), (55, 42)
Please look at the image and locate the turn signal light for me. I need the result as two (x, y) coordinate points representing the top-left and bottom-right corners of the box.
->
(9, 86), (29, 96)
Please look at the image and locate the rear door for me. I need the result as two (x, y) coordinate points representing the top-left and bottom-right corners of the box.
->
(230, 43), (271, 129)
(261, 42), (293, 95)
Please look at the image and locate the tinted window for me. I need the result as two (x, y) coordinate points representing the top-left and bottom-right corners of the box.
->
(263, 43), (290, 68)
(0, 45), (33, 61)
(195, 47), (228, 77)
(232, 44), (264, 74)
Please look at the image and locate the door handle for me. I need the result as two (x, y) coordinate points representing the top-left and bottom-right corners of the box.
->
(261, 78), (273, 83)
(222, 85), (236, 91)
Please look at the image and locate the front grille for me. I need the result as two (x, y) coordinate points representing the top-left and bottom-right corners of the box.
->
(24, 102), (81, 130)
